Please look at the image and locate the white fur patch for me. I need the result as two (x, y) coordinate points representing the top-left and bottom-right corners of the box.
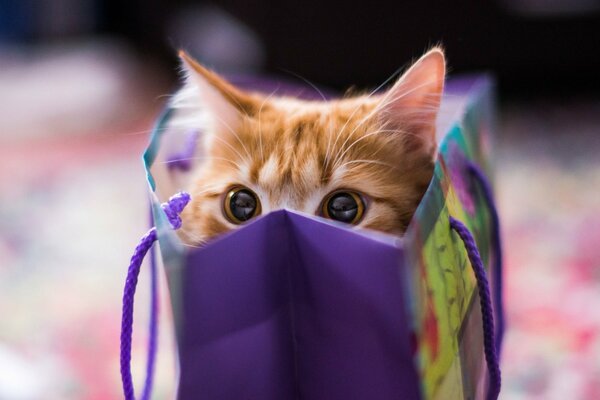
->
(169, 81), (210, 131)
(258, 155), (279, 186)
(170, 63), (241, 147)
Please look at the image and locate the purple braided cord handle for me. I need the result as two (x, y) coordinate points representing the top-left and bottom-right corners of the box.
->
(121, 227), (157, 400)
(120, 192), (190, 400)
(142, 223), (159, 400)
(449, 216), (501, 400)
(467, 161), (505, 351)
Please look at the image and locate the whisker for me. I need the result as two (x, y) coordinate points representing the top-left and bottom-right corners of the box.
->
(374, 78), (443, 113)
(336, 159), (400, 171)
(327, 70), (405, 168)
(332, 129), (405, 168)
(330, 77), (443, 165)
(327, 100), (372, 170)
(208, 112), (253, 161)
(112, 126), (171, 137)
(193, 186), (227, 196)
(180, 242), (206, 249)
(330, 104), (383, 166)
(160, 156), (244, 170)
(209, 134), (248, 163)
(363, 66), (406, 100)
(281, 69), (328, 102)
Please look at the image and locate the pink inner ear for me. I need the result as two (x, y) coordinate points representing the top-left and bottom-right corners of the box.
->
(378, 50), (446, 139)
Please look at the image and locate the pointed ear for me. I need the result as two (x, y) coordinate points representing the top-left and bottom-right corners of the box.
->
(378, 48), (445, 149)
(177, 50), (259, 132)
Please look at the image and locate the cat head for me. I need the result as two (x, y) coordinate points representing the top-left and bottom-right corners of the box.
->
(173, 48), (445, 244)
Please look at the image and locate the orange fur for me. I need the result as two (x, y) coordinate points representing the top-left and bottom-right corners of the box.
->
(175, 48), (446, 245)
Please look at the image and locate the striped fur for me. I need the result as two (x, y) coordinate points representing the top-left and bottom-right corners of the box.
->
(175, 49), (445, 245)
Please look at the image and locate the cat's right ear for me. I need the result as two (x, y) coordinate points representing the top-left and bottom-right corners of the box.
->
(176, 51), (259, 133)
(377, 48), (446, 154)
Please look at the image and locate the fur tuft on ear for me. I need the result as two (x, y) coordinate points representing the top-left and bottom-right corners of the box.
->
(171, 51), (260, 142)
(377, 47), (446, 152)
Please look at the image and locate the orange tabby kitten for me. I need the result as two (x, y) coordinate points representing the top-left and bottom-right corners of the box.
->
(174, 48), (445, 245)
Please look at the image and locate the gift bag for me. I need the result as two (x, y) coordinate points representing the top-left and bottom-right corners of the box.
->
(120, 75), (503, 400)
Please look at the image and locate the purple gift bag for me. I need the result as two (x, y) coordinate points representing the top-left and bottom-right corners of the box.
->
(121, 75), (503, 400)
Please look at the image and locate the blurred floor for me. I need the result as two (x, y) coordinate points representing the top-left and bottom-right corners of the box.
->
(0, 42), (176, 399)
(498, 99), (600, 399)
(0, 48), (599, 398)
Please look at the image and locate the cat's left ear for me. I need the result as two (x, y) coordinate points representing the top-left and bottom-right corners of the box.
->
(378, 48), (446, 149)
(178, 50), (260, 132)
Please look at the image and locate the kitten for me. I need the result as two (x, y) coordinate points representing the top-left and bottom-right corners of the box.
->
(173, 48), (445, 245)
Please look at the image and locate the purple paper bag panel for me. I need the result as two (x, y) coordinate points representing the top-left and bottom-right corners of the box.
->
(178, 211), (419, 399)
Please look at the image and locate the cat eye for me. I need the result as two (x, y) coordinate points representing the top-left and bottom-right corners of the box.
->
(223, 186), (262, 224)
(321, 191), (365, 225)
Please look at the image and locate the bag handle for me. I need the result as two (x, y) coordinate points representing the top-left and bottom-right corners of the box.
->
(120, 178), (503, 399)
(466, 161), (504, 351)
(449, 216), (501, 400)
(120, 192), (190, 400)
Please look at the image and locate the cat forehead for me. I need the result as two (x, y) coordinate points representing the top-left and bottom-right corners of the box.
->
(259, 95), (379, 120)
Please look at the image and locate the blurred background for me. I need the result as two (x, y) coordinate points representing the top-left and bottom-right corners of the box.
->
(1, 0), (599, 399)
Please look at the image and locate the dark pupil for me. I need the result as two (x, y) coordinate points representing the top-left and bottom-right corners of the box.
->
(230, 190), (257, 221)
(327, 193), (358, 223)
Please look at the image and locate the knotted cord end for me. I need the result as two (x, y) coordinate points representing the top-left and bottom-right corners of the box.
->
(161, 192), (191, 230)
